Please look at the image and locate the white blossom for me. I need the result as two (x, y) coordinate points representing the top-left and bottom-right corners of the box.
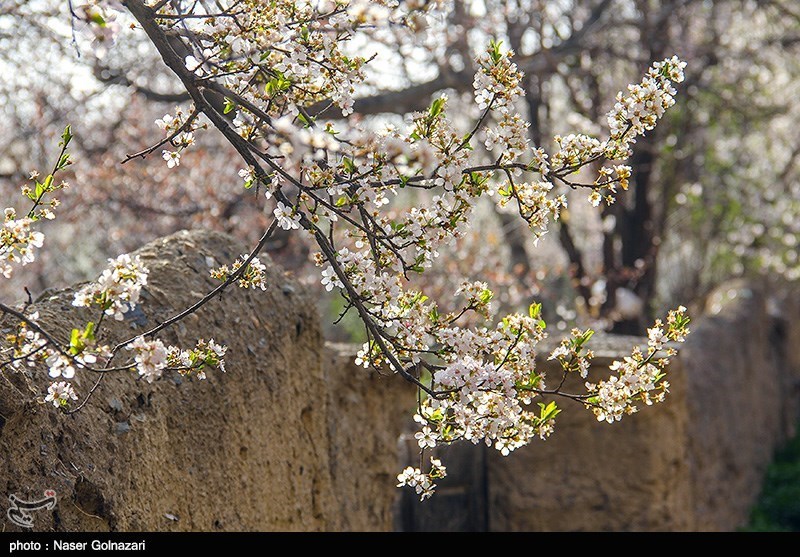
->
(73, 253), (149, 321)
(0, 208), (45, 278)
(45, 381), (78, 408)
(128, 336), (168, 383)
(273, 201), (301, 230)
(162, 150), (181, 168)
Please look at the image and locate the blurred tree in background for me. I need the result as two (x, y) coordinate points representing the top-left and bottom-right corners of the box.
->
(1, 0), (797, 338)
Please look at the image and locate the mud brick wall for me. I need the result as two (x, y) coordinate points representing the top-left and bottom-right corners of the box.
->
(0, 230), (414, 532)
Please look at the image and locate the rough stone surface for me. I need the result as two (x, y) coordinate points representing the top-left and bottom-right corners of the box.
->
(0, 230), (413, 532)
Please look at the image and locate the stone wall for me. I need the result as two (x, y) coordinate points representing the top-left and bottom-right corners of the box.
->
(487, 281), (800, 531)
(2, 230), (797, 532)
(0, 230), (415, 532)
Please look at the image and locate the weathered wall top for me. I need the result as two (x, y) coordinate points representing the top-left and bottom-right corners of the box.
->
(0, 230), (414, 532)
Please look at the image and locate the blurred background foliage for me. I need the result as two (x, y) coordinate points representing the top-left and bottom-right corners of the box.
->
(2, 0), (798, 342)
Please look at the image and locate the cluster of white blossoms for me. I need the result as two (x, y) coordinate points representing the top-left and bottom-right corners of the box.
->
(72, 0), (124, 53)
(453, 280), (494, 319)
(45, 381), (78, 408)
(585, 306), (690, 423)
(11, 241), (225, 398)
(606, 55), (687, 156)
(72, 253), (149, 320)
(238, 166), (257, 189)
(3, 309), (113, 397)
(414, 311), (554, 459)
(167, 338), (227, 380)
(0, 143), (69, 280)
(484, 113), (530, 163)
(0, 209), (44, 279)
(127, 336), (227, 384)
(227, 41), (684, 499)
(496, 180), (566, 240)
(146, 0), (415, 144)
(395, 457), (447, 501)
(320, 265), (344, 292)
(127, 336), (168, 383)
(273, 201), (302, 231)
(210, 255), (269, 290)
(5, 313), (48, 369)
(155, 106), (201, 168)
(475, 43), (528, 166)
(0, 124), (230, 412)
(548, 328), (595, 379)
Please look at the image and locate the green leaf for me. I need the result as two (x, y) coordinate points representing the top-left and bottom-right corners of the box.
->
(341, 157), (356, 174)
(488, 39), (504, 64)
(60, 125), (73, 147)
(223, 97), (236, 114)
(469, 171), (486, 185)
(69, 328), (82, 355)
(88, 11), (106, 26)
(297, 111), (314, 128)
(574, 329), (594, 348)
(538, 400), (561, 421)
(413, 293), (429, 305)
(83, 321), (96, 341)
(528, 302), (541, 319)
(429, 96), (446, 118)
(265, 73), (292, 97)
(57, 152), (72, 170)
